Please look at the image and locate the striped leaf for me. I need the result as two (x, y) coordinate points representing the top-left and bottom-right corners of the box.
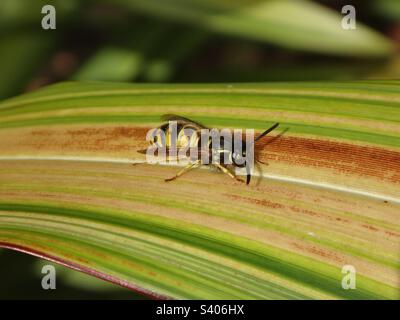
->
(0, 81), (399, 299)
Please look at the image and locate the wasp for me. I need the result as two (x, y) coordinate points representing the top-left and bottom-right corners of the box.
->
(138, 114), (279, 185)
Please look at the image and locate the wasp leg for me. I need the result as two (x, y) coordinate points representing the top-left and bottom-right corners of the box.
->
(213, 163), (244, 183)
(165, 160), (201, 182)
(257, 159), (269, 165)
(131, 161), (147, 167)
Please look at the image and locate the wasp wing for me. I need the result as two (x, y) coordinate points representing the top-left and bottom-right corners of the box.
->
(161, 114), (207, 130)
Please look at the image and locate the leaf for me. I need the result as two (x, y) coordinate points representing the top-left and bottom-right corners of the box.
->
(109, 0), (394, 56)
(0, 81), (399, 299)
(74, 46), (144, 82)
(74, 24), (207, 83)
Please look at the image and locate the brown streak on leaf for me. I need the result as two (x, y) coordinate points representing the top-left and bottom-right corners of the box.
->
(225, 194), (284, 209)
(256, 136), (400, 183)
(291, 242), (345, 264)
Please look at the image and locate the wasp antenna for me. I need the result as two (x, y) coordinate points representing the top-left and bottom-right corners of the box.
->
(254, 123), (279, 142)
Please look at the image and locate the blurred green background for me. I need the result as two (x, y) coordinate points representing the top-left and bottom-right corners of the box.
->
(0, 0), (399, 299)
